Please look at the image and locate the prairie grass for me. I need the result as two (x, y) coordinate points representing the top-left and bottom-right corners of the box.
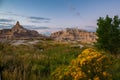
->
(0, 40), (119, 80)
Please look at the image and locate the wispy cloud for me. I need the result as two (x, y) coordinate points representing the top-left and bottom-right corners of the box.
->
(84, 26), (97, 32)
(29, 20), (50, 23)
(0, 25), (12, 29)
(76, 12), (80, 16)
(24, 25), (50, 30)
(0, 11), (25, 17)
(70, 5), (76, 11)
(29, 20), (41, 23)
(23, 25), (52, 35)
(29, 16), (50, 20)
(31, 26), (50, 29)
(0, 22), (12, 26)
(0, 18), (15, 28)
(0, 11), (52, 34)
(0, 18), (15, 22)
(0, 11), (51, 24)
(0, 23), (12, 29)
(28, 16), (51, 23)
(69, 5), (80, 16)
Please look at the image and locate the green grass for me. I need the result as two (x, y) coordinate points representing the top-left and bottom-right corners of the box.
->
(0, 40), (119, 80)
(0, 41), (86, 80)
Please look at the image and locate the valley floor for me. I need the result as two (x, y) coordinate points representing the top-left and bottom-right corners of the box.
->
(0, 40), (119, 80)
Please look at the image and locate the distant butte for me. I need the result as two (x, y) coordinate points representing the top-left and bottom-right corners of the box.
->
(0, 21), (41, 39)
(50, 28), (97, 43)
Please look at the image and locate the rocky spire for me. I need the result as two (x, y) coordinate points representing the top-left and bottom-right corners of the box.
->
(16, 21), (20, 26)
(0, 21), (40, 39)
(14, 21), (23, 28)
(12, 21), (25, 32)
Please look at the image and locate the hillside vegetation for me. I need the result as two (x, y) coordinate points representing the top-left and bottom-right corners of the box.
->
(0, 40), (86, 80)
(0, 40), (119, 80)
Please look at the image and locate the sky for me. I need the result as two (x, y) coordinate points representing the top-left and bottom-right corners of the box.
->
(0, 0), (120, 35)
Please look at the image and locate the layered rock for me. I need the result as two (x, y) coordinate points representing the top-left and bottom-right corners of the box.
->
(50, 28), (96, 43)
(0, 21), (41, 39)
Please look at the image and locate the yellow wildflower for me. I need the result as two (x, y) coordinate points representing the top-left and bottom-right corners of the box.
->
(103, 71), (107, 77)
(94, 76), (100, 80)
(88, 70), (91, 73)
(52, 48), (113, 80)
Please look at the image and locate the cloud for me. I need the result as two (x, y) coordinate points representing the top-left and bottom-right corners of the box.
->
(85, 26), (97, 28)
(70, 6), (76, 12)
(28, 16), (51, 23)
(84, 26), (97, 32)
(29, 20), (41, 23)
(24, 25), (51, 35)
(0, 23), (12, 29)
(0, 25), (11, 29)
(0, 11), (51, 20)
(44, 21), (50, 23)
(36, 27), (62, 35)
(76, 12), (80, 16)
(29, 16), (50, 20)
(23, 25), (50, 30)
(29, 20), (50, 23)
(0, 22), (12, 26)
(32, 27), (50, 29)
(0, 18), (15, 28)
(0, 19), (15, 22)
(0, 11), (51, 24)
(0, 11), (25, 17)
(69, 5), (80, 16)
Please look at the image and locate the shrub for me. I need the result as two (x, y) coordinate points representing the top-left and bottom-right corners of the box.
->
(52, 48), (113, 80)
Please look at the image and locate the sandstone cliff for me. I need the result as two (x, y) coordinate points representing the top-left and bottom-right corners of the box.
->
(50, 28), (96, 43)
(0, 21), (41, 39)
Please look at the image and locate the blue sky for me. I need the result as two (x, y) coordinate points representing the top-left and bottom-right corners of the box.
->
(0, 0), (120, 34)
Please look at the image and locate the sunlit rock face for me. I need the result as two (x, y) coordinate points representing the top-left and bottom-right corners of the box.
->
(50, 28), (96, 43)
(0, 21), (40, 39)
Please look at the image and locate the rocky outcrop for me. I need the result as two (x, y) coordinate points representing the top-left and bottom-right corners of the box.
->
(0, 21), (41, 39)
(50, 28), (96, 43)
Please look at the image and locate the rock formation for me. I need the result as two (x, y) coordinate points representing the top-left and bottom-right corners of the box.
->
(0, 21), (41, 39)
(50, 28), (96, 43)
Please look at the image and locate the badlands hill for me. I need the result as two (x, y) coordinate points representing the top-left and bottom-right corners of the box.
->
(50, 28), (96, 43)
(0, 22), (97, 43)
(0, 21), (43, 40)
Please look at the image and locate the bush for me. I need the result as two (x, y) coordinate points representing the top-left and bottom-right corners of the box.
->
(52, 48), (113, 80)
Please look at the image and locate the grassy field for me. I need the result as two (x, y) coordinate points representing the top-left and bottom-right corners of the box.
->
(0, 40), (88, 80)
(0, 40), (119, 80)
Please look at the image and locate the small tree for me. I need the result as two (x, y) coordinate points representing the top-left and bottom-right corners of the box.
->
(96, 15), (120, 54)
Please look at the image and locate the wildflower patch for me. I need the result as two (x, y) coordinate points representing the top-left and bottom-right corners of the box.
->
(52, 48), (113, 80)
